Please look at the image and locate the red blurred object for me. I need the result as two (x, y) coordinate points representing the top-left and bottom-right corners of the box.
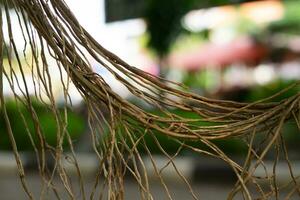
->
(169, 37), (268, 71)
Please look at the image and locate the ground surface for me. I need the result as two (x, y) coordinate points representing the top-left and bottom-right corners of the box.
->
(0, 172), (234, 200)
(1, 152), (299, 199)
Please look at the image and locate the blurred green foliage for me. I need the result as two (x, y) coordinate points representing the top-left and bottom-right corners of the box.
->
(0, 99), (85, 151)
(115, 109), (248, 156)
(246, 79), (300, 102)
(125, 0), (300, 156)
(144, 0), (197, 57)
(268, 0), (300, 35)
(125, 79), (299, 155)
(182, 70), (220, 93)
(144, 0), (256, 57)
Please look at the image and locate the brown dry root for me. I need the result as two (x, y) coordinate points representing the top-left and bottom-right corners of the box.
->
(0, 0), (299, 199)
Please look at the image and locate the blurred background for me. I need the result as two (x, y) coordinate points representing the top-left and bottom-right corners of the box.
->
(1, 0), (300, 199)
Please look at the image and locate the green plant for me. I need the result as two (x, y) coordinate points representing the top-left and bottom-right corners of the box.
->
(0, 99), (85, 151)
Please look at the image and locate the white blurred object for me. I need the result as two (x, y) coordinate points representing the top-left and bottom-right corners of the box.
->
(254, 64), (277, 85)
(183, 0), (283, 32)
(224, 64), (253, 88)
(210, 27), (237, 44)
(183, 7), (237, 32)
(279, 61), (300, 80)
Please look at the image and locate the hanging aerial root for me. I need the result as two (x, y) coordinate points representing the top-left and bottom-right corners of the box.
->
(1, 0), (299, 199)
